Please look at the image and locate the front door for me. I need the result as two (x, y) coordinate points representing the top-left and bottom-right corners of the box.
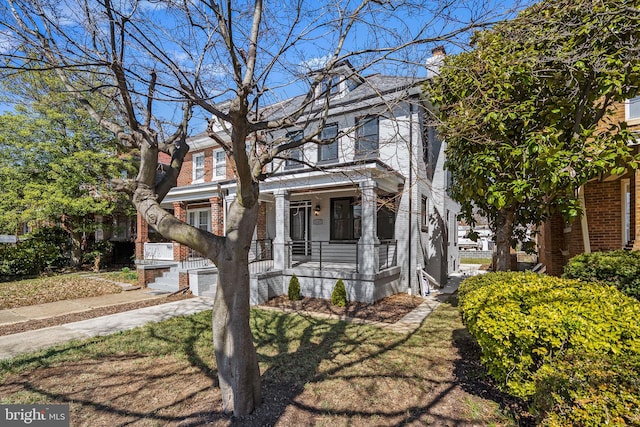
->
(290, 201), (311, 257)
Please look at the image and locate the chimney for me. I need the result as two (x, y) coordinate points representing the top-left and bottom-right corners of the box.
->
(426, 46), (446, 78)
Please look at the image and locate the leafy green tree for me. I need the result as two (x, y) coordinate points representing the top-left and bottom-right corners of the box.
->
(428, 0), (640, 270)
(0, 73), (135, 266)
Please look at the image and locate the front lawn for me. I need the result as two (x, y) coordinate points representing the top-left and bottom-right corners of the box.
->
(0, 274), (123, 309)
(0, 301), (519, 426)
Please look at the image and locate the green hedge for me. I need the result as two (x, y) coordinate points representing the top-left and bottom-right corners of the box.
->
(532, 352), (640, 426)
(458, 272), (640, 399)
(563, 250), (640, 300)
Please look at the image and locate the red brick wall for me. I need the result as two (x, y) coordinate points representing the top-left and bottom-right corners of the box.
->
(210, 196), (224, 235)
(584, 180), (623, 251)
(176, 147), (235, 187)
(135, 212), (149, 261)
(172, 202), (189, 261)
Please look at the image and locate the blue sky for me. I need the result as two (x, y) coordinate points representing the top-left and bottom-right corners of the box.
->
(0, 0), (532, 133)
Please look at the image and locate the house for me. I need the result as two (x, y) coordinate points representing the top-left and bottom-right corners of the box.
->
(538, 96), (640, 276)
(136, 60), (459, 303)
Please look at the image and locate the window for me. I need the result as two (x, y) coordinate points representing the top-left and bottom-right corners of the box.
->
(355, 116), (379, 157)
(627, 97), (640, 121)
(377, 205), (396, 240)
(285, 130), (304, 169)
(213, 150), (226, 179)
(330, 198), (361, 240)
(188, 208), (211, 232)
(318, 123), (338, 162)
(192, 153), (205, 182)
(421, 196), (429, 232)
(321, 75), (341, 97)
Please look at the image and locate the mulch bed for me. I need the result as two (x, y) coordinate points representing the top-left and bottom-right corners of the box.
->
(260, 293), (425, 323)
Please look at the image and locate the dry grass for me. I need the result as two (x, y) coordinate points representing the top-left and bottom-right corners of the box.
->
(0, 299), (521, 426)
(0, 274), (123, 309)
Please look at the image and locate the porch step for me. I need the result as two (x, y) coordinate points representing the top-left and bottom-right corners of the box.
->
(147, 268), (180, 293)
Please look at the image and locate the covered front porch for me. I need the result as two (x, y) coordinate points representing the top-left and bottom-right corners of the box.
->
(241, 162), (405, 303)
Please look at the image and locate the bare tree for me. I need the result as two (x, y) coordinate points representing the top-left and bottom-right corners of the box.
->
(0, 0), (525, 415)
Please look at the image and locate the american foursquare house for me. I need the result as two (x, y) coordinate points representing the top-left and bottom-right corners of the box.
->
(136, 59), (459, 304)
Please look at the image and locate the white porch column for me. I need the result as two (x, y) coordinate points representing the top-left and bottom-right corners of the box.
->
(358, 180), (379, 273)
(224, 194), (236, 236)
(273, 190), (291, 270)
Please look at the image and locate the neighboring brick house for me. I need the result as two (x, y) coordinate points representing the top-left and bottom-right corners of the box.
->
(136, 61), (459, 303)
(538, 97), (640, 276)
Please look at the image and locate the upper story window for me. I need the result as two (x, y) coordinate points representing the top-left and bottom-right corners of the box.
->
(355, 115), (379, 158)
(321, 75), (341, 97)
(285, 130), (304, 169)
(192, 153), (205, 182)
(213, 150), (226, 179)
(627, 96), (640, 121)
(318, 123), (338, 163)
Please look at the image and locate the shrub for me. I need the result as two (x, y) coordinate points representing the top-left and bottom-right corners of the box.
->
(331, 279), (347, 307)
(532, 352), (640, 426)
(458, 272), (640, 399)
(563, 250), (640, 300)
(84, 240), (113, 271)
(0, 227), (70, 279)
(287, 274), (301, 301)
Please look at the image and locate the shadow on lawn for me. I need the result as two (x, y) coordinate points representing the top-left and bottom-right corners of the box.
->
(2, 300), (528, 426)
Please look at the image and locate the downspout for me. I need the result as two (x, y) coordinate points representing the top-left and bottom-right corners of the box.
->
(579, 186), (591, 253)
(408, 101), (413, 294)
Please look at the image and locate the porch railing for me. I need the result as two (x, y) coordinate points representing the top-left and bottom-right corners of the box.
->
(285, 240), (397, 273)
(180, 239), (274, 272)
(143, 242), (174, 262)
(249, 239), (274, 275)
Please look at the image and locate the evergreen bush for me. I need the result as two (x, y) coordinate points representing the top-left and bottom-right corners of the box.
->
(532, 352), (640, 426)
(287, 274), (301, 301)
(563, 250), (640, 300)
(331, 279), (347, 307)
(458, 272), (640, 399)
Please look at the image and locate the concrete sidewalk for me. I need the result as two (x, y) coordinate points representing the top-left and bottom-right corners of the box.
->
(0, 288), (171, 326)
(0, 296), (214, 360)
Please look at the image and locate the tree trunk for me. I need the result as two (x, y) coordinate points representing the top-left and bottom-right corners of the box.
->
(494, 209), (515, 271)
(68, 230), (84, 268)
(212, 198), (262, 415)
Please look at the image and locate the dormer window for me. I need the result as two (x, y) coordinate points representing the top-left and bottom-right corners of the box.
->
(322, 75), (341, 97)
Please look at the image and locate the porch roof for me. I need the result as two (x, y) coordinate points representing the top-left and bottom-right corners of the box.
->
(223, 159), (405, 197)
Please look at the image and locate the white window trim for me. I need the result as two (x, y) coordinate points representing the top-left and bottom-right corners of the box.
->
(625, 97), (640, 123)
(213, 149), (226, 180)
(622, 179), (631, 246)
(192, 153), (205, 183)
(188, 207), (211, 232)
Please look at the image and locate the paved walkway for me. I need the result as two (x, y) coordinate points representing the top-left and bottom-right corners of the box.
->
(0, 272), (468, 361)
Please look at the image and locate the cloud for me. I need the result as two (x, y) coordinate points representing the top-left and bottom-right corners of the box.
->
(299, 55), (331, 71)
(0, 30), (17, 54)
